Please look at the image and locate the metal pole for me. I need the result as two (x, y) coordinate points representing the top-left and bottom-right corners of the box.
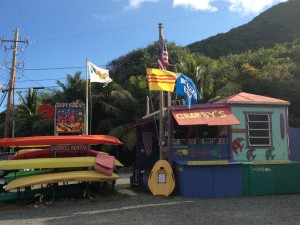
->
(158, 23), (164, 160)
(4, 28), (19, 138)
(89, 79), (92, 135)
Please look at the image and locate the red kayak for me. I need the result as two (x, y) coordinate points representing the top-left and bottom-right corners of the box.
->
(0, 135), (123, 147)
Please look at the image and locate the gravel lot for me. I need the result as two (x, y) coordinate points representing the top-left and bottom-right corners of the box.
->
(1, 182), (300, 225)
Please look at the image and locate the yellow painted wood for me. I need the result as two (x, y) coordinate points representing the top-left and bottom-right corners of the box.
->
(187, 160), (228, 166)
(252, 160), (290, 165)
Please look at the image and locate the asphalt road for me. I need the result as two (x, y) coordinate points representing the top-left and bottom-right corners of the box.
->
(1, 180), (300, 225)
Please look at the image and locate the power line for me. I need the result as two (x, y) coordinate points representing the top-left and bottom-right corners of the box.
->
(16, 77), (67, 83)
(38, 21), (159, 43)
(0, 47), (11, 67)
(23, 66), (85, 71)
(16, 69), (45, 87)
(17, 42), (29, 62)
(14, 85), (60, 90)
(20, 60), (163, 72)
(15, 0), (27, 33)
(35, 12), (205, 43)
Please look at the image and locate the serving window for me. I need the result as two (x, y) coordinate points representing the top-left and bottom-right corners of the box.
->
(173, 124), (228, 145)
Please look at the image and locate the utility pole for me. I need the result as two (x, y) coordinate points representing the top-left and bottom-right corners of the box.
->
(1, 28), (29, 138)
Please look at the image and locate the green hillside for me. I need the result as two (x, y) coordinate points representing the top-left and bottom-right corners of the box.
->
(187, 0), (300, 58)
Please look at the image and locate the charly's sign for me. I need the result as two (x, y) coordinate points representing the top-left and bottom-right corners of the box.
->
(172, 107), (240, 126)
(174, 110), (227, 120)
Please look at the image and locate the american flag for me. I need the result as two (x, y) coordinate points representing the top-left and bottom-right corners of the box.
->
(158, 35), (169, 70)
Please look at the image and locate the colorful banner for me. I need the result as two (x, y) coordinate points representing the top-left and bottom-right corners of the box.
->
(55, 103), (85, 134)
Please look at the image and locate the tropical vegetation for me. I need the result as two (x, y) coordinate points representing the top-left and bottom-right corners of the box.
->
(0, 0), (299, 166)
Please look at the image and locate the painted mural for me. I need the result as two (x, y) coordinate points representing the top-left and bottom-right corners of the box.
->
(55, 103), (85, 134)
(172, 142), (228, 161)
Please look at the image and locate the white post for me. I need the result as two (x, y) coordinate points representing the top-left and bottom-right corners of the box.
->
(146, 96), (150, 115)
(85, 59), (89, 135)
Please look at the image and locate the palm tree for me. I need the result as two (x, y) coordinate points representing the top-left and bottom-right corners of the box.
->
(90, 81), (139, 157)
(14, 88), (53, 136)
(56, 71), (86, 103)
(17, 88), (39, 115)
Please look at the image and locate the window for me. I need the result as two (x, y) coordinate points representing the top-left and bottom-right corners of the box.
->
(247, 114), (271, 146)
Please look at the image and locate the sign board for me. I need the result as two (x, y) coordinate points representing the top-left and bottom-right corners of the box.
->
(55, 103), (85, 134)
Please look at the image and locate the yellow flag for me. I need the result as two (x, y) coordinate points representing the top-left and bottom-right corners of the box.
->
(146, 68), (179, 92)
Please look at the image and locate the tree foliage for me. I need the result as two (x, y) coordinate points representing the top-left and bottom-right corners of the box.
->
(1, 24), (300, 166)
(187, 0), (300, 58)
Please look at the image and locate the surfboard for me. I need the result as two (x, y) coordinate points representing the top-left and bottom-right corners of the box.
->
(0, 135), (123, 147)
(0, 156), (123, 170)
(148, 160), (175, 196)
(94, 154), (115, 176)
(4, 170), (119, 191)
(94, 164), (113, 176)
(96, 154), (115, 169)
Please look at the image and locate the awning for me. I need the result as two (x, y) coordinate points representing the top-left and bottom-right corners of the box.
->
(172, 107), (240, 126)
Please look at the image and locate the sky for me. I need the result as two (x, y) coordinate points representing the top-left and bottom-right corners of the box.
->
(0, 0), (288, 112)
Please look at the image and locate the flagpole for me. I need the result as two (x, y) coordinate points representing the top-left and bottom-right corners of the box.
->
(89, 79), (92, 135)
(158, 23), (164, 160)
(85, 58), (89, 135)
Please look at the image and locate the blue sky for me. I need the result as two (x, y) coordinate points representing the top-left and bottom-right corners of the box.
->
(0, 0), (287, 112)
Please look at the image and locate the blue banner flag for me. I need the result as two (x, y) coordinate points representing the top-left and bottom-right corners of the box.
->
(175, 74), (200, 109)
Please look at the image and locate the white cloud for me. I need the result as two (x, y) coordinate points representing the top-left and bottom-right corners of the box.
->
(125, 0), (159, 10)
(173, 0), (218, 12)
(124, 0), (288, 15)
(225, 0), (288, 15)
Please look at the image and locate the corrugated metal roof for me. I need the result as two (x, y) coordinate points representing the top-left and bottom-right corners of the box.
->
(215, 92), (290, 105)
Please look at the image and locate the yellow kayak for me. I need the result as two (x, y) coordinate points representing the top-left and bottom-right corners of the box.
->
(0, 156), (123, 170)
(5, 170), (119, 191)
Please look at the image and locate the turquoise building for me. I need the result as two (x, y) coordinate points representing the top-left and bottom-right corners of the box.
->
(168, 92), (300, 197)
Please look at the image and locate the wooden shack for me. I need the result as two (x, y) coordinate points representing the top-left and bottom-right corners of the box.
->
(168, 92), (300, 197)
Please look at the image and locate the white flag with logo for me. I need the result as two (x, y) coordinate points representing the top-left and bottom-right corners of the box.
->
(88, 61), (112, 87)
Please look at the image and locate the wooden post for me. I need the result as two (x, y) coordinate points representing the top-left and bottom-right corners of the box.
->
(4, 28), (19, 138)
(158, 23), (165, 160)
